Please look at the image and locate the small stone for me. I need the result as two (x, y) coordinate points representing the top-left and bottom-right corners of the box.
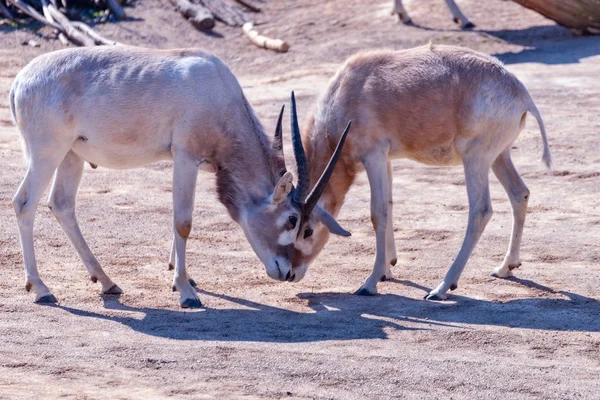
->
(21, 40), (40, 47)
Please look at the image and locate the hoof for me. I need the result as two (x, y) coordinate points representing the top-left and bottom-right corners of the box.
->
(90, 276), (98, 283)
(462, 21), (475, 29)
(181, 297), (203, 309)
(25, 282), (32, 292)
(354, 287), (377, 296)
(390, 258), (397, 266)
(189, 279), (197, 287)
(36, 294), (58, 304)
(491, 270), (514, 279)
(425, 292), (447, 301)
(490, 264), (517, 279)
(168, 263), (174, 271)
(103, 284), (123, 295)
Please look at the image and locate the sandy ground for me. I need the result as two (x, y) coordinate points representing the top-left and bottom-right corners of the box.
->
(1, 0), (599, 398)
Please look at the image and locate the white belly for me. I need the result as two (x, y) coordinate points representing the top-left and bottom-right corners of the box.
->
(71, 135), (172, 170)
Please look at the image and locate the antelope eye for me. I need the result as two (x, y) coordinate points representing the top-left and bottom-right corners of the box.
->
(304, 228), (313, 239)
(288, 215), (298, 229)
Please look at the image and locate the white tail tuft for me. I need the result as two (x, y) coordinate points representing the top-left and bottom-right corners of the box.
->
(527, 102), (552, 170)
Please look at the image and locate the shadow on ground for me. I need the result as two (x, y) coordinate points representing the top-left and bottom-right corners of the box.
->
(56, 278), (600, 343)
(485, 25), (600, 64)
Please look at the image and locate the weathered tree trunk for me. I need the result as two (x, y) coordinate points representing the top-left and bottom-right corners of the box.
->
(511, 0), (600, 34)
(105, 0), (125, 21)
(169, 0), (215, 31)
(0, 0), (14, 19)
(195, 0), (247, 26)
(46, 3), (96, 45)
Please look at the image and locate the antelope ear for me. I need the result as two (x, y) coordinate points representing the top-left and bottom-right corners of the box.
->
(271, 171), (294, 204)
(314, 205), (351, 237)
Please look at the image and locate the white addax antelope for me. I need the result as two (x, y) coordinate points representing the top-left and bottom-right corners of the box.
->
(392, 0), (475, 29)
(10, 46), (350, 308)
(288, 44), (552, 300)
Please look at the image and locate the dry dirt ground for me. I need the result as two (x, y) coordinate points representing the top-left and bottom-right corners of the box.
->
(1, 0), (599, 398)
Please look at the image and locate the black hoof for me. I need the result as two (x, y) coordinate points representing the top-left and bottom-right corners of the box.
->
(425, 293), (446, 301)
(462, 22), (475, 29)
(103, 284), (123, 295)
(90, 276), (98, 283)
(390, 258), (397, 266)
(36, 294), (58, 304)
(181, 298), (203, 309)
(168, 263), (174, 271)
(354, 288), (377, 296)
(450, 284), (457, 291)
(189, 279), (197, 287)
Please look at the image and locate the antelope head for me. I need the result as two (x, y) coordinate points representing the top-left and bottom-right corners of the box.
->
(247, 92), (351, 283)
(241, 93), (350, 282)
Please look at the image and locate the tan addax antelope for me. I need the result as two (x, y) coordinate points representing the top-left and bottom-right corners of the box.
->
(392, 0), (475, 29)
(289, 44), (551, 300)
(10, 46), (350, 308)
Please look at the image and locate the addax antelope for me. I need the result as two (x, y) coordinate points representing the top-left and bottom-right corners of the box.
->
(289, 44), (551, 300)
(10, 46), (350, 308)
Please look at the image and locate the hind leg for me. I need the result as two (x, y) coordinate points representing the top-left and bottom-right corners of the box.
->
(490, 150), (530, 278)
(48, 150), (121, 294)
(383, 161), (397, 280)
(13, 152), (67, 303)
(426, 155), (493, 300)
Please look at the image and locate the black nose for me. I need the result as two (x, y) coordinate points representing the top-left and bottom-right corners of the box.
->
(285, 270), (291, 281)
(288, 274), (296, 282)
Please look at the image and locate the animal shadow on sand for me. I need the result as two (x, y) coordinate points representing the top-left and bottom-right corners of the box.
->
(57, 278), (600, 343)
(406, 21), (600, 65)
(486, 25), (600, 65)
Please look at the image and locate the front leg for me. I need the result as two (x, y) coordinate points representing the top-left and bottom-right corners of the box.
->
(355, 148), (390, 296)
(391, 0), (413, 24)
(444, 0), (475, 29)
(171, 153), (202, 308)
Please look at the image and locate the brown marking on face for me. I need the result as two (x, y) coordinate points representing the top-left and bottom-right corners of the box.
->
(176, 220), (192, 239)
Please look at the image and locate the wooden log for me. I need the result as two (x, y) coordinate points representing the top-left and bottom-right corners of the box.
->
(196, 0), (247, 26)
(169, 0), (215, 31)
(39, 0), (69, 45)
(511, 0), (600, 34)
(242, 22), (289, 53)
(105, 0), (126, 21)
(7, 0), (62, 30)
(46, 3), (96, 46)
(72, 21), (122, 45)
